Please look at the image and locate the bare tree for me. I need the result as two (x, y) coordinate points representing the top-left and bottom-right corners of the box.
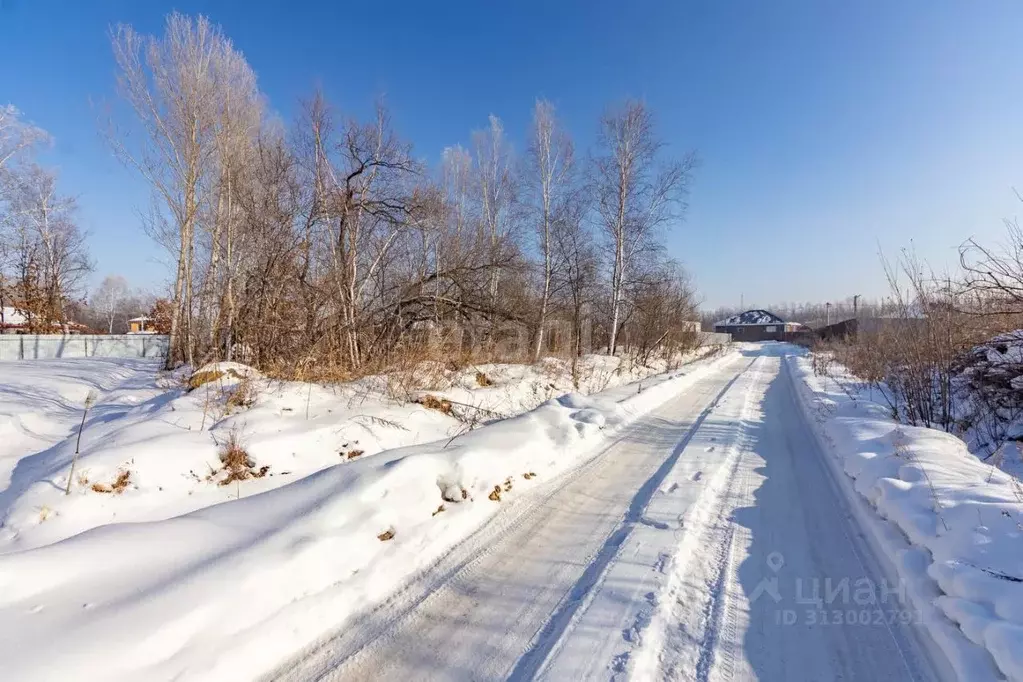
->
(308, 94), (424, 370)
(92, 275), (131, 333)
(526, 99), (574, 362)
(960, 219), (1023, 313)
(4, 164), (91, 327)
(0, 105), (49, 176)
(553, 193), (597, 357)
(108, 13), (243, 367)
(592, 100), (696, 355)
(472, 115), (516, 324)
(0, 105), (52, 320)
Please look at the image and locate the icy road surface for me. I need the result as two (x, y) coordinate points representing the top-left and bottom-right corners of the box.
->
(274, 346), (947, 682)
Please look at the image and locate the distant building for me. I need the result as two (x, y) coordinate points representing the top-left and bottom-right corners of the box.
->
(816, 316), (925, 341)
(0, 306), (86, 334)
(127, 316), (157, 334)
(713, 309), (806, 342)
(0, 306), (28, 334)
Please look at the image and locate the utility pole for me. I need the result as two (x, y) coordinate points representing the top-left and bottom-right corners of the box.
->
(826, 302), (832, 326)
(853, 294), (861, 318)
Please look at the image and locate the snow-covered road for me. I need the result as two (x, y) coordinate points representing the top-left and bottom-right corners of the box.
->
(273, 347), (946, 682)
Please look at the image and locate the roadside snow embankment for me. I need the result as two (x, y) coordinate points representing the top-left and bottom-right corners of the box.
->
(788, 353), (1023, 682)
(0, 352), (712, 552)
(0, 349), (735, 682)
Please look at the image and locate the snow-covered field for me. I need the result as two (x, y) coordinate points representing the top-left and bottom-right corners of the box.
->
(0, 348), (731, 681)
(790, 351), (1023, 681)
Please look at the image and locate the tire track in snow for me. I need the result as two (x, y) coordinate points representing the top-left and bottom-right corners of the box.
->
(628, 357), (767, 681)
(508, 361), (756, 681)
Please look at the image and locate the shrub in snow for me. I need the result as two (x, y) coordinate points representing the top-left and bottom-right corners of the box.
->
(214, 428), (268, 486)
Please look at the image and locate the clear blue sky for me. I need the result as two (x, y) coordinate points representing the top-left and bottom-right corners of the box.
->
(2, 0), (1021, 309)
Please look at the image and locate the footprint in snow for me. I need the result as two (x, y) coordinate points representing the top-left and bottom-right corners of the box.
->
(705, 445), (716, 452)
(692, 471), (703, 481)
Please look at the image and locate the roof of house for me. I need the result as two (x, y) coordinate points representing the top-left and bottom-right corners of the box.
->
(715, 309), (786, 327)
(128, 316), (152, 323)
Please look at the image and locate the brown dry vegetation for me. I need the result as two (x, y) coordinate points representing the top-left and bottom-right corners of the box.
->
(417, 395), (454, 415)
(91, 470), (132, 494)
(225, 378), (256, 410)
(215, 430), (269, 485)
(813, 245), (1023, 452)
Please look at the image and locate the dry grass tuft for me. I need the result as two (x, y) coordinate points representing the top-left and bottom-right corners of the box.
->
(226, 378), (256, 410)
(215, 430), (269, 486)
(522, 472), (537, 480)
(377, 529), (395, 541)
(417, 394), (453, 415)
(488, 485), (502, 502)
(475, 370), (493, 387)
(432, 504), (446, 516)
(342, 449), (365, 460)
(188, 369), (226, 391)
(92, 470), (131, 494)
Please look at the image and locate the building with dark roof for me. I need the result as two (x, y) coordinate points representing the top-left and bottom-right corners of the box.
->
(713, 309), (806, 341)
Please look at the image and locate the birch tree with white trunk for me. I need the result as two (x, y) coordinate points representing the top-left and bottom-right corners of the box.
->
(472, 115), (515, 324)
(92, 275), (130, 333)
(108, 13), (244, 367)
(592, 100), (696, 355)
(527, 99), (574, 362)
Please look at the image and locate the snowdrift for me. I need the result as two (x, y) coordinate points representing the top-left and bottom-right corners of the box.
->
(0, 352), (715, 552)
(0, 350), (735, 682)
(788, 352), (1023, 682)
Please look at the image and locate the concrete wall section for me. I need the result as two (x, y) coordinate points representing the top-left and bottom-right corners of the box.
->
(0, 335), (169, 360)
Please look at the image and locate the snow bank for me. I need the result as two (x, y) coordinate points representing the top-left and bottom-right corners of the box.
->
(0, 350), (720, 552)
(788, 351), (1023, 681)
(0, 349), (735, 682)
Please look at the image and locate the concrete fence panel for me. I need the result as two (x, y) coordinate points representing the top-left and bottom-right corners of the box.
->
(0, 335), (169, 361)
